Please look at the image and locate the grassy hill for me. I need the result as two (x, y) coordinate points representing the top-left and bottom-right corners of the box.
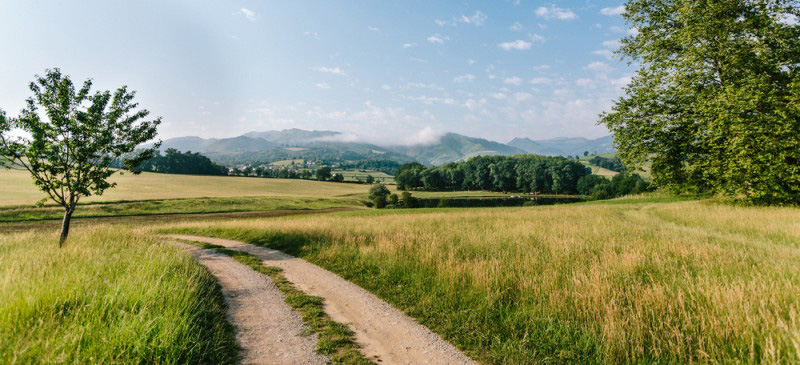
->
(393, 133), (527, 165)
(163, 199), (800, 363)
(509, 135), (616, 156)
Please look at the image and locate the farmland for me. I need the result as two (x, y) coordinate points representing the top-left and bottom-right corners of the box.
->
(163, 199), (800, 363)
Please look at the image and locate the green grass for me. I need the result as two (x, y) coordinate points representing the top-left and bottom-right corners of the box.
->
(269, 159), (305, 166)
(0, 196), (361, 222)
(162, 200), (800, 364)
(182, 240), (371, 364)
(0, 169), (372, 206)
(0, 227), (239, 363)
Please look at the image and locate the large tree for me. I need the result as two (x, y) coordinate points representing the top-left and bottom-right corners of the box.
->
(601, 0), (800, 204)
(0, 69), (160, 245)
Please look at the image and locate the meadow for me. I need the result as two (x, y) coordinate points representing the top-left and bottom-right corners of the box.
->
(0, 169), (371, 206)
(163, 199), (800, 364)
(0, 227), (239, 363)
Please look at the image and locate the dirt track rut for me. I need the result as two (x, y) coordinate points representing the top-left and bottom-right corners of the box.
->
(169, 235), (475, 365)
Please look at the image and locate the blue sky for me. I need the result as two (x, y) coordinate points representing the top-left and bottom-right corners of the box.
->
(0, 1), (634, 144)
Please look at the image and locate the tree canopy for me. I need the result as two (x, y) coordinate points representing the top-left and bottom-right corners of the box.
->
(0, 69), (160, 245)
(601, 0), (800, 204)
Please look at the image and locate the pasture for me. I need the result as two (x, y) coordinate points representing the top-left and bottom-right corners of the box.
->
(0, 169), (371, 206)
(0, 227), (238, 363)
(163, 199), (800, 364)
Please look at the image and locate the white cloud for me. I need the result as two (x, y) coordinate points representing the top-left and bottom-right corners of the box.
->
(460, 11), (487, 26)
(528, 33), (546, 43)
(575, 78), (594, 87)
(404, 126), (444, 145)
(491, 92), (507, 100)
(304, 31), (320, 39)
(509, 22), (524, 31)
(453, 74), (476, 83)
(498, 40), (532, 51)
(504, 76), (523, 86)
(593, 49), (614, 60)
(436, 11), (487, 27)
(403, 42), (417, 48)
(239, 8), (258, 22)
(514, 92), (532, 101)
(316, 83), (331, 89)
(600, 5), (626, 16)
(585, 61), (613, 74)
(530, 77), (553, 85)
(532, 65), (550, 72)
(427, 34), (447, 44)
(467, 59), (477, 65)
(535, 5), (577, 20)
(381, 84), (392, 91)
(603, 39), (621, 48)
(367, 26), (380, 32)
(311, 66), (347, 76)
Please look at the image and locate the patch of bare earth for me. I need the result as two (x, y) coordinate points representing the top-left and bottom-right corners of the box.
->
(176, 242), (326, 365)
(169, 235), (476, 365)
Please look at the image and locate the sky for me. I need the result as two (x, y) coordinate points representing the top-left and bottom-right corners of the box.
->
(0, 1), (635, 145)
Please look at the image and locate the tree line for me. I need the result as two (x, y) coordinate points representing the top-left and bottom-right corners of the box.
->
(134, 148), (227, 175)
(395, 155), (590, 194)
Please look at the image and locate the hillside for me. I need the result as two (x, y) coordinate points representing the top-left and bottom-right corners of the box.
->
(509, 135), (615, 156)
(155, 129), (616, 166)
(392, 133), (527, 165)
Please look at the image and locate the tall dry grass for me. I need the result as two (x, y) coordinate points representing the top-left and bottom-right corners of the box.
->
(0, 227), (238, 363)
(164, 201), (800, 363)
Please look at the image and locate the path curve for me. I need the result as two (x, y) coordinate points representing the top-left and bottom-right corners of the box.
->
(169, 235), (475, 365)
(176, 242), (326, 365)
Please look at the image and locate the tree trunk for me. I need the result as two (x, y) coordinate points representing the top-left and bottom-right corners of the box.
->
(59, 208), (74, 247)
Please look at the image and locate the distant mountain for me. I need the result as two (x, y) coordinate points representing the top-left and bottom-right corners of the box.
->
(393, 133), (527, 165)
(158, 136), (275, 154)
(243, 129), (340, 144)
(154, 129), (616, 167)
(508, 135), (616, 156)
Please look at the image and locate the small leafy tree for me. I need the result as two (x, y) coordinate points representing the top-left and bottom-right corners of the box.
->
(400, 191), (416, 208)
(331, 173), (344, 182)
(316, 167), (332, 181)
(368, 183), (390, 208)
(365, 175), (375, 184)
(388, 193), (399, 206)
(0, 69), (160, 246)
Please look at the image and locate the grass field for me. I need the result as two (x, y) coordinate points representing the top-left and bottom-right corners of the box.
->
(163, 199), (800, 363)
(0, 227), (239, 363)
(0, 197), (359, 223)
(0, 169), (371, 206)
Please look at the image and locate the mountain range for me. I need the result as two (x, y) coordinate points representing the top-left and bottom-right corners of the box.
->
(153, 128), (616, 166)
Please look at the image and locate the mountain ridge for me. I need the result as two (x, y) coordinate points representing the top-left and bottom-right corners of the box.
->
(154, 129), (616, 166)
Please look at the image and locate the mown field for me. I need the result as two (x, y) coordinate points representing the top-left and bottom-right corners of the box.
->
(0, 227), (239, 363)
(0, 169), (371, 206)
(163, 199), (800, 364)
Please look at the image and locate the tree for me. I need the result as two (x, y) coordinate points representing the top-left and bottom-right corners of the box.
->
(400, 191), (416, 208)
(583, 151), (589, 157)
(368, 182), (391, 208)
(365, 175), (375, 184)
(0, 69), (160, 246)
(388, 193), (399, 206)
(601, 1), (800, 204)
(316, 166), (332, 181)
(331, 173), (344, 182)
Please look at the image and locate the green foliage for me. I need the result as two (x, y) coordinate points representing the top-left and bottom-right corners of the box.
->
(388, 193), (399, 206)
(316, 166), (332, 181)
(0, 69), (160, 244)
(398, 155), (590, 194)
(588, 156), (624, 173)
(331, 173), (345, 182)
(365, 174), (375, 184)
(601, 1), (800, 205)
(577, 173), (653, 200)
(400, 191), (417, 208)
(133, 148), (226, 175)
(368, 182), (391, 200)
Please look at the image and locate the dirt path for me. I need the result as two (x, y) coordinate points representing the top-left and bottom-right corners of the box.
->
(169, 235), (476, 365)
(176, 242), (326, 365)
